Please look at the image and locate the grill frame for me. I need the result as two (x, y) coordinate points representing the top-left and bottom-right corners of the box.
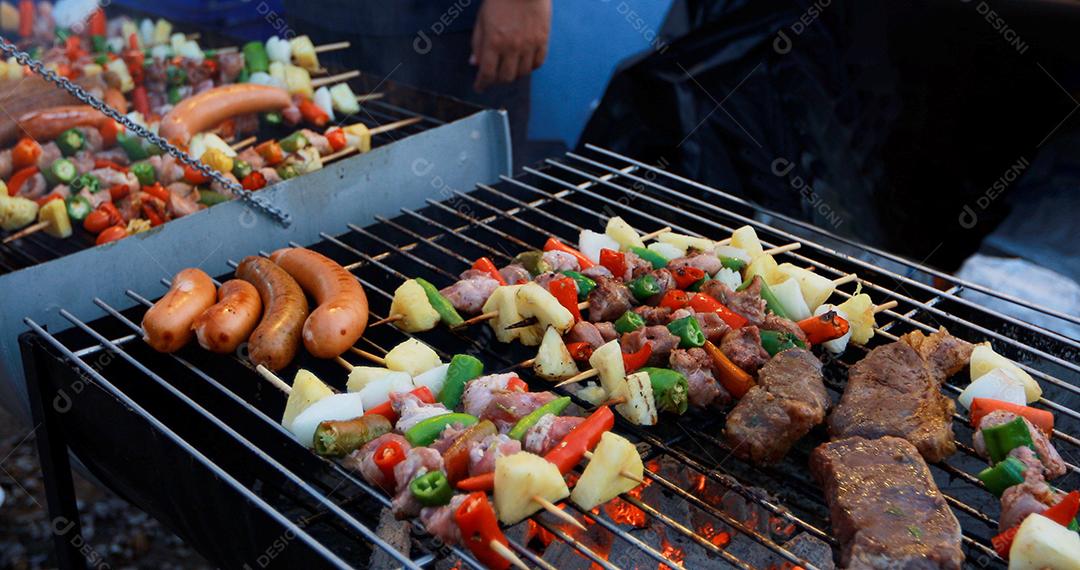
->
(21, 146), (1079, 569)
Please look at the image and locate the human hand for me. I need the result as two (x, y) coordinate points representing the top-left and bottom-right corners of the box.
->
(471, 0), (552, 92)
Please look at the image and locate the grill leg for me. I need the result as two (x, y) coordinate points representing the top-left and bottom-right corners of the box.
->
(23, 338), (88, 570)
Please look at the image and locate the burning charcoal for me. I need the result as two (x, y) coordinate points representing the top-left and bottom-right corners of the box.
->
(783, 533), (835, 570)
(538, 509), (612, 570)
(369, 507), (411, 569)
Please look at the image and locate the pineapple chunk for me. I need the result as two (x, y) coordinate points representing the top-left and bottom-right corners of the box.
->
(105, 59), (134, 92)
(745, 254), (781, 284)
(0, 195), (39, 231)
(605, 216), (644, 250)
(0, 2), (18, 32)
(281, 369), (334, 429)
(970, 343), (1041, 403)
(730, 225), (764, 259)
(329, 83), (360, 115)
(482, 286), (522, 344)
(290, 36), (320, 70)
(343, 123), (372, 153)
(268, 61), (286, 84)
(38, 200), (72, 238)
(345, 366), (391, 392)
(588, 340), (627, 399)
(284, 64), (313, 98)
(153, 19), (173, 46)
(534, 326), (579, 381)
(617, 372), (657, 426)
(384, 339), (441, 377)
(1008, 513), (1080, 570)
(494, 452), (569, 525)
(657, 231), (714, 253)
(835, 287), (876, 345)
(516, 282), (574, 335)
(390, 279), (440, 332)
(570, 432), (644, 510)
(776, 263), (835, 310)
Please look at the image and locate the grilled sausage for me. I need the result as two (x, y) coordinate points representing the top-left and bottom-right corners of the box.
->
(269, 247), (369, 359)
(192, 279), (263, 354)
(142, 268), (217, 353)
(14, 105), (114, 143)
(159, 84), (292, 145)
(103, 88), (128, 115)
(236, 256), (309, 370)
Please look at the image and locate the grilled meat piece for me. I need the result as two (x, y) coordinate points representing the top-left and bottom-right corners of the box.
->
(542, 250), (580, 272)
(566, 321), (611, 349)
(761, 313), (808, 346)
(440, 269), (500, 314)
(828, 329), (964, 463)
(626, 250), (654, 279)
(468, 434), (522, 476)
(719, 326), (770, 375)
(392, 447), (444, 518)
(391, 391), (451, 433)
(724, 348), (827, 464)
(345, 433), (411, 492)
(523, 414), (584, 455)
(462, 374), (557, 432)
(998, 447), (1058, 532)
(581, 264), (613, 280)
(973, 410), (1066, 479)
(621, 325), (681, 366)
(701, 276), (767, 326)
(588, 276), (634, 322)
(420, 494), (468, 546)
(670, 252), (723, 276)
(498, 263), (531, 285)
(634, 305), (672, 326)
(669, 347), (728, 407)
(671, 309), (730, 344)
(0, 149), (12, 180)
(900, 328), (973, 380)
(810, 436), (964, 570)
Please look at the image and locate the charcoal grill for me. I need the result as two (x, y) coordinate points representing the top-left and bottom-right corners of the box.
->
(21, 145), (1079, 569)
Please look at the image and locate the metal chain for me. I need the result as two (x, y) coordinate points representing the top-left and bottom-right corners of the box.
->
(0, 35), (291, 226)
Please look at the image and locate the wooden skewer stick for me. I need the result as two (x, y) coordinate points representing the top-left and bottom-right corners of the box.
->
(582, 450), (644, 484)
(531, 495), (586, 531)
(832, 274), (858, 286)
(763, 242), (800, 256)
(350, 347), (386, 365)
(454, 310), (500, 330)
(369, 314), (404, 327)
(640, 226), (671, 240)
(356, 92), (385, 103)
(312, 70), (360, 88)
(555, 368), (599, 388)
(314, 41), (351, 53)
(717, 237), (733, 246)
(873, 300), (898, 313)
(231, 135), (257, 151)
(321, 116), (425, 165)
(255, 364), (293, 394)
(489, 541), (529, 570)
(2, 220), (49, 244)
(335, 356), (354, 371)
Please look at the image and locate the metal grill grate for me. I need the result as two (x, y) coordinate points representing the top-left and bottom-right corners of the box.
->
(23, 146), (1079, 569)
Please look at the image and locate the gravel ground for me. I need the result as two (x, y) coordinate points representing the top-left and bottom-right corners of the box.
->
(0, 409), (210, 570)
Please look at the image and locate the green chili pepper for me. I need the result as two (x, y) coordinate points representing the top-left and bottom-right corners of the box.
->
(93, 54), (109, 66)
(629, 246), (668, 269)
(739, 277), (791, 320)
(405, 413), (479, 447)
(167, 85), (183, 105)
(560, 270), (596, 301)
(1070, 518), (1080, 532)
(166, 65), (187, 86)
(131, 162), (157, 187)
(279, 131), (309, 153)
(982, 417), (1036, 464)
(977, 456), (1026, 496)
(276, 164), (300, 180)
(56, 129), (85, 157)
(508, 396), (571, 440)
(71, 174), (101, 194)
(440, 354), (484, 409)
(91, 35), (107, 54)
(55, 28), (70, 42)
(719, 256), (746, 272)
(512, 250), (551, 276)
(313, 414), (392, 457)
(415, 277), (464, 327)
(614, 310), (645, 334)
(117, 132), (150, 161)
(242, 41), (269, 74)
(627, 273), (662, 301)
(262, 112), (283, 126)
(64, 195), (92, 222)
(759, 330), (806, 356)
(688, 275), (710, 292)
(44, 158), (76, 186)
(232, 160), (253, 180)
(667, 315), (706, 348)
(638, 367), (690, 414)
(198, 190), (230, 207)
(410, 470), (453, 506)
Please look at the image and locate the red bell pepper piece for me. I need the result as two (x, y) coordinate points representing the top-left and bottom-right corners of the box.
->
(297, 98), (330, 128)
(992, 491), (1079, 558)
(183, 164), (211, 185)
(141, 203), (164, 227)
(128, 32), (140, 51)
(796, 311), (849, 345)
(142, 183), (171, 203)
(688, 292), (748, 329)
(565, 341), (593, 361)
(255, 140), (285, 166)
(471, 257), (507, 285)
(548, 277), (581, 322)
(88, 9), (106, 37)
(94, 159), (129, 173)
(95, 225), (128, 245)
(241, 171), (268, 191)
(364, 386), (434, 424)
(659, 289), (689, 311)
(456, 492), (511, 570)
(108, 184), (130, 201)
(621, 343), (652, 373)
(544, 237), (595, 269)
(132, 86), (150, 117)
(7, 166), (38, 196)
(12, 138), (41, 171)
(671, 266), (705, 289)
(598, 248), (625, 277)
(36, 193), (64, 207)
(372, 438), (406, 491)
(970, 399), (1054, 438)
(18, 0), (33, 38)
(506, 376), (528, 392)
(64, 36), (84, 61)
(325, 128), (347, 152)
(98, 120), (123, 148)
(99, 202), (124, 226)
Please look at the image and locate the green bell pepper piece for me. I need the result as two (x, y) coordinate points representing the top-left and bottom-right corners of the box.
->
(276, 164), (300, 180)
(167, 85), (183, 105)
(56, 129), (85, 157)
(512, 250), (551, 276)
(44, 158), (76, 186)
(977, 456), (1026, 496)
(719, 256), (746, 272)
(759, 330), (806, 356)
(117, 132), (150, 161)
(560, 270), (596, 301)
(280, 131), (309, 153)
(688, 275), (710, 292)
(232, 160), (253, 180)
(71, 174), (101, 194)
(639, 367), (689, 414)
(629, 246), (668, 269)
(166, 65), (187, 86)
(405, 413), (479, 447)
(131, 161), (157, 187)
(982, 417), (1036, 464)
(627, 273), (662, 301)
(91, 35), (108, 54)
(198, 190), (230, 207)
(440, 354), (484, 409)
(242, 41), (269, 74)
(64, 195), (92, 222)
(415, 277), (464, 327)
(667, 315), (706, 348)
(614, 310), (645, 334)
(410, 470), (453, 506)
(508, 396), (571, 440)
(262, 112), (283, 125)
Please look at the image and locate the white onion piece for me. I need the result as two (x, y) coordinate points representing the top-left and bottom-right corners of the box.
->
(578, 230), (621, 264)
(714, 244), (751, 264)
(647, 241), (684, 261)
(815, 304), (851, 354)
(957, 368), (1027, 410)
(313, 86), (335, 121)
(356, 371), (413, 410)
(713, 267), (742, 291)
(412, 363), (450, 399)
(770, 278), (811, 320)
(289, 392), (365, 448)
(265, 36), (292, 64)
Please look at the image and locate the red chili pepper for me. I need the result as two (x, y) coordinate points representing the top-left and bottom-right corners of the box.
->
(599, 248), (626, 277)
(471, 257), (506, 285)
(99, 120), (124, 148)
(671, 266), (705, 289)
(142, 183), (171, 203)
(99, 202), (124, 226)
(88, 9), (106, 37)
(506, 376), (528, 392)
(64, 36), (84, 61)
(325, 128), (347, 152)
(992, 491), (1079, 558)
(688, 292), (749, 329)
(128, 33), (140, 51)
(364, 386), (434, 424)
(132, 86), (150, 117)
(7, 167), (38, 196)
(970, 399), (1054, 438)
(372, 438), (406, 491)
(297, 98), (329, 128)
(94, 159), (129, 173)
(12, 138), (41, 171)
(108, 184), (130, 201)
(96, 225), (128, 245)
(141, 203), (164, 226)
(659, 289), (689, 311)
(18, 0), (33, 38)
(621, 343), (652, 373)
(796, 312), (848, 345)
(565, 341), (593, 362)
(183, 164), (211, 185)
(548, 277), (582, 322)
(255, 140), (285, 165)
(455, 492), (511, 570)
(456, 406), (615, 493)
(36, 193), (64, 207)
(544, 236), (595, 269)
(241, 171), (268, 191)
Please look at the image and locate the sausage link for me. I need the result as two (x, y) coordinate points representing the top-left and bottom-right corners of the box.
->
(16, 105), (114, 143)
(141, 268), (217, 353)
(236, 256), (309, 370)
(159, 84), (292, 145)
(269, 248), (369, 358)
(192, 279), (263, 354)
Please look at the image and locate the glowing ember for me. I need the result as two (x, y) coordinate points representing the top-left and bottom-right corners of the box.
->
(769, 563), (805, 570)
(657, 529), (686, 570)
(697, 521), (731, 548)
(604, 497), (646, 527)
